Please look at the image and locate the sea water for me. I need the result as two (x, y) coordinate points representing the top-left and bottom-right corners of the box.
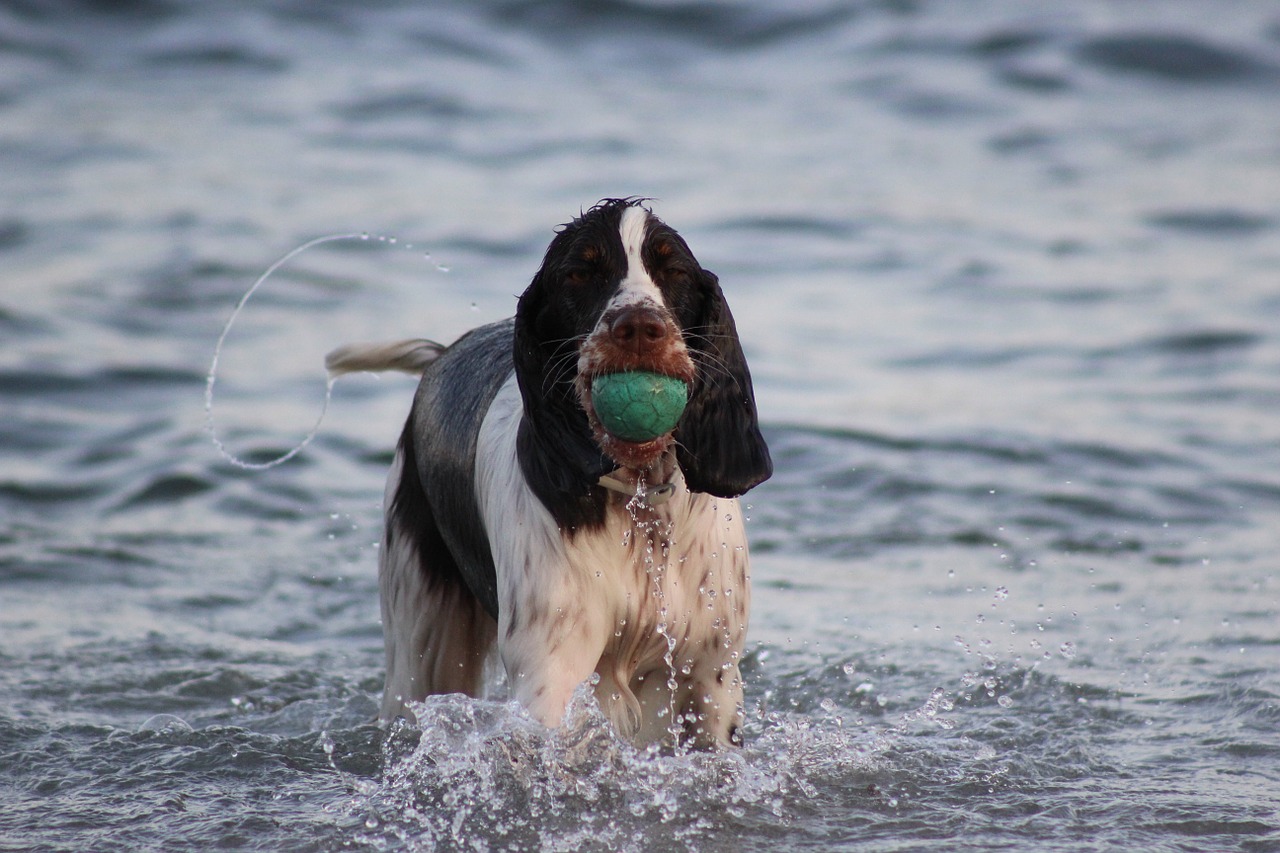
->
(2, 1), (1278, 850)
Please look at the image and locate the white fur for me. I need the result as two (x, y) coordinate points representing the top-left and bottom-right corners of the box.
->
(380, 451), (496, 722)
(613, 204), (665, 310)
(475, 374), (751, 747)
(325, 339), (442, 379)
(378, 450), (425, 719)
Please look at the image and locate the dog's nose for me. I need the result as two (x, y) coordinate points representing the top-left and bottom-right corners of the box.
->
(609, 306), (668, 354)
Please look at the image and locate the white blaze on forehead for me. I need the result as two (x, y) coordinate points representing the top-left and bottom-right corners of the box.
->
(615, 205), (664, 308)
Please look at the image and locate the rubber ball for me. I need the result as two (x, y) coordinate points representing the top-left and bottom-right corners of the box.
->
(590, 371), (689, 442)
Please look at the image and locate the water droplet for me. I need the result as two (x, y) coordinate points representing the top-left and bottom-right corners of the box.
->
(138, 714), (193, 734)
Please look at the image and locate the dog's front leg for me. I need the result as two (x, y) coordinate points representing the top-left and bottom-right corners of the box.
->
(498, 600), (609, 729)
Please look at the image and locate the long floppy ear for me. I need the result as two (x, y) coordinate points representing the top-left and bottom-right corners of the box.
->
(676, 270), (772, 498)
(512, 278), (614, 528)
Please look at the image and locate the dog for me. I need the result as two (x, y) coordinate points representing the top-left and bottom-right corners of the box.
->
(328, 199), (771, 749)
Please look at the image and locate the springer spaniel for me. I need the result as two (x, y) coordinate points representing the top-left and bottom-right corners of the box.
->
(329, 199), (771, 749)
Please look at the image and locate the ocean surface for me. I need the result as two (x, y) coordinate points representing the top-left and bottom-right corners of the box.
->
(3, 1), (1279, 850)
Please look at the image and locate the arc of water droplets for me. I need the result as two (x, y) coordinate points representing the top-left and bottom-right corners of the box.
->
(205, 231), (448, 471)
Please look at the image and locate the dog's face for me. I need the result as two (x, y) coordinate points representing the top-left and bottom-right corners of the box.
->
(514, 199), (771, 507)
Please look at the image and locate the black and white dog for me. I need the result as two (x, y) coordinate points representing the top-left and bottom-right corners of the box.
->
(329, 199), (771, 749)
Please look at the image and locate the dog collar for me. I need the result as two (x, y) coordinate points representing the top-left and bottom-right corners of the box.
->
(597, 470), (677, 506)
(597, 448), (680, 507)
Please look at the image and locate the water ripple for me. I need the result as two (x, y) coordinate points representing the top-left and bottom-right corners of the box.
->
(1076, 33), (1278, 83)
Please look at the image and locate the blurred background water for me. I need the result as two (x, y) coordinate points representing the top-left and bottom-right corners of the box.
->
(2, 1), (1279, 850)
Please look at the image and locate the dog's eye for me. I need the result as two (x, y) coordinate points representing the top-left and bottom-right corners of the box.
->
(648, 241), (693, 286)
(564, 267), (592, 285)
(660, 265), (693, 287)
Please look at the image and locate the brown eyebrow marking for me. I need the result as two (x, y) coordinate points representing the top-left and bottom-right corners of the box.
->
(580, 246), (600, 262)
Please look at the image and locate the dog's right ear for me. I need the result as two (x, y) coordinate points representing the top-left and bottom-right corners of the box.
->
(513, 278), (614, 526)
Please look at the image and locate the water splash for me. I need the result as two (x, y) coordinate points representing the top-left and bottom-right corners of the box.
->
(204, 232), (448, 470)
(343, 689), (891, 852)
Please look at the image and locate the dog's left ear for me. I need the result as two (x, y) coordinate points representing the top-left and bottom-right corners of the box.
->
(675, 270), (772, 498)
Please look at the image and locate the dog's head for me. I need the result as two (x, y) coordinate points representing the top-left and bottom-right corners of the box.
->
(514, 199), (771, 516)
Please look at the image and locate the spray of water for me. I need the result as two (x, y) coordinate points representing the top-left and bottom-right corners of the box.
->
(204, 232), (448, 470)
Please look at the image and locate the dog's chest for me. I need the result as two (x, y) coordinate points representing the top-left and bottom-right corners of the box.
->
(567, 492), (750, 669)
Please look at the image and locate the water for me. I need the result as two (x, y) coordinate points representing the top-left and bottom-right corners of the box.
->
(2, 1), (1279, 850)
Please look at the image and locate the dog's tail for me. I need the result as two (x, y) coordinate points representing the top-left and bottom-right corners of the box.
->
(325, 339), (444, 379)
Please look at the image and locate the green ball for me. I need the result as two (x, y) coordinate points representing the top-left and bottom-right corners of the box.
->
(591, 371), (689, 442)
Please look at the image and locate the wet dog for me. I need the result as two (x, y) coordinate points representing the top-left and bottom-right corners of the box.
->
(330, 199), (770, 748)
